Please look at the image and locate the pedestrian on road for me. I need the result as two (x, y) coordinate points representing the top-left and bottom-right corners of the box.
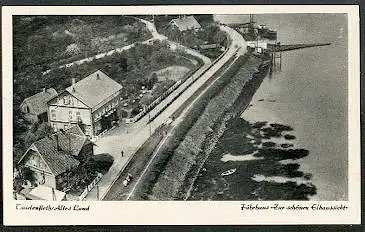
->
(121, 150), (124, 157)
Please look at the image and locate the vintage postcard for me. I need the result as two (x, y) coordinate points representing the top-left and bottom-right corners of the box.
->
(2, 5), (360, 225)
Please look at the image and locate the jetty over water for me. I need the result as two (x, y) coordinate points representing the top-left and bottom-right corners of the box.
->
(267, 43), (331, 52)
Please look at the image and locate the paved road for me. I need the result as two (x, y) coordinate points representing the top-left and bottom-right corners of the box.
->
(84, 22), (246, 201)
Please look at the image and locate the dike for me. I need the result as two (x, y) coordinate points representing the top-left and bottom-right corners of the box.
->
(150, 53), (271, 200)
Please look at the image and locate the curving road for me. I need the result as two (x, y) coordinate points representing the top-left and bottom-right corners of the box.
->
(85, 21), (246, 201)
(138, 18), (211, 64)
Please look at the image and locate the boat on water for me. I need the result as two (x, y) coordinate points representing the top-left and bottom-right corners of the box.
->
(221, 168), (237, 176)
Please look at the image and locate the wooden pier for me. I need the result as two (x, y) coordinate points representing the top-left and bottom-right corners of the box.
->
(267, 43), (331, 52)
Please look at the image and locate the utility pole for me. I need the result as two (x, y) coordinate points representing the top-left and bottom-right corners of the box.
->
(96, 185), (99, 200)
(148, 112), (151, 136)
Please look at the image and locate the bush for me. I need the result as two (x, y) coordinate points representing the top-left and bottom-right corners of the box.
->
(284, 134), (296, 140)
(89, 153), (114, 174)
(21, 166), (35, 183)
(24, 122), (53, 147)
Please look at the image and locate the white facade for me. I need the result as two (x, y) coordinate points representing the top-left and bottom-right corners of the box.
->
(48, 92), (92, 133)
(22, 148), (57, 188)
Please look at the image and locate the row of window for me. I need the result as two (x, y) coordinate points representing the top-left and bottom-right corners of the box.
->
(93, 100), (119, 121)
(50, 109), (81, 120)
(69, 110), (81, 120)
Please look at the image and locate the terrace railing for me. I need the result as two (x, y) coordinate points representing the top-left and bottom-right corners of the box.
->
(78, 172), (103, 201)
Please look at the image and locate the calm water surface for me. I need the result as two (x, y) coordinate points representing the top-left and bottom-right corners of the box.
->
(213, 14), (348, 200)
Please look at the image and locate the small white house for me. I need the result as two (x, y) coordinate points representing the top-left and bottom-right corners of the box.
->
(168, 16), (201, 32)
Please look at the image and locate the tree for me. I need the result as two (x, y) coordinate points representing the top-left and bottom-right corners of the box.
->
(21, 166), (35, 183)
(119, 56), (128, 71)
(147, 72), (158, 90)
(24, 122), (53, 147)
(74, 25), (93, 58)
(213, 30), (227, 46)
(24, 132), (37, 148)
(84, 153), (114, 174)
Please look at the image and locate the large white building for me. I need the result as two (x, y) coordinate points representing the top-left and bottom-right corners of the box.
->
(47, 70), (123, 136)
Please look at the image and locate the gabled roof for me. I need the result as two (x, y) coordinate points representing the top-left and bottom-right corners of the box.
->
(18, 125), (90, 176)
(55, 125), (91, 157)
(21, 88), (58, 115)
(170, 16), (201, 31)
(65, 70), (122, 109)
(30, 138), (80, 176)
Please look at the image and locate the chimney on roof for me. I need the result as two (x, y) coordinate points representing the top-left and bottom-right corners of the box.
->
(96, 73), (100, 80)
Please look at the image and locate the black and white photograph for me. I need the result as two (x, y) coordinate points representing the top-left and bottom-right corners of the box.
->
(2, 5), (360, 225)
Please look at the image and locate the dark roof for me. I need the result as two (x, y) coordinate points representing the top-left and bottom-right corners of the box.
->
(18, 125), (90, 176)
(170, 16), (201, 31)
(65, 70), (122, 109)
(54, 125), (90, 157)
(31, 137), (80, 176)
(22, 88), (58, 115)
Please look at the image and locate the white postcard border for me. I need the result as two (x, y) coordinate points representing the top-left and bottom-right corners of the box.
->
(2, 5), (360, 225)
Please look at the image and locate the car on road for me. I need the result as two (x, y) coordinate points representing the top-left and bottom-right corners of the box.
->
(123, 173), (133, 186)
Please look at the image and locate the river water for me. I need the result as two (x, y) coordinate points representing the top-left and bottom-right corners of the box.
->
(206, 14), (348, 200)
